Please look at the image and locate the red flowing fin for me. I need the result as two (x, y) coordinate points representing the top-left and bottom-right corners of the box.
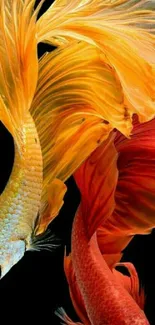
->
(114, 262), (145, 310)
(95, 115), (155, 258)
(55, 307), (83, 325)
(74, 133), (118, 239)
(64, 255), (91, 325)
(103, 253), (123, 269)
(97, 225), (133, 255)
(113, 115), (155, 235)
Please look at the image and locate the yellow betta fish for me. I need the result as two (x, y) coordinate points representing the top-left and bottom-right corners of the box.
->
(1, 0), (155, 282)
(0, 0), (123, 278)
(0, 0), (107, 278)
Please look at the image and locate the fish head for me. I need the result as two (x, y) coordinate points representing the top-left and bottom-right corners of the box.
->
(0, 240), (26, 279)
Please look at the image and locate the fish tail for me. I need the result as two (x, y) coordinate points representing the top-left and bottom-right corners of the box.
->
(31, 40), (120, 235)
(36, 0), (155, 126)
(0, 0), (39, 152)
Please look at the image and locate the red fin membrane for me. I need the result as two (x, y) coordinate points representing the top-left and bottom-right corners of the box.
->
(95, 116), (155, 262)
(113, 116), (155, 234)
(74, 133), (118, 239)
(113, 262), (145, 310)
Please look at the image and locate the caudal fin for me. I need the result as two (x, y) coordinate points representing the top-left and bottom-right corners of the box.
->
(0, 0), (39, 151)
(37, 0), (155, 127)
(31, 41), (124, 234)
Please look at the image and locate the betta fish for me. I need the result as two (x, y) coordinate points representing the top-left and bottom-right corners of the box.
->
(0, 0), (67, 278)
(0, 0), (128, 278)
(31, 0), (155, 324)
(0, 0), (155, 289)
(61, 116), (155, 325)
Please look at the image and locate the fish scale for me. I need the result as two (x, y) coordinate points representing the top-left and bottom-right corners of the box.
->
(0, 111), (43, 246)
(72, 210), (149, 325)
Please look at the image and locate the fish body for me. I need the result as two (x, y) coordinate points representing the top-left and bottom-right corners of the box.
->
(63, 122), (155, 324)
(71, 209), (149, 325)
(1, 0), (155, 292)
(0, 113), (43, 277)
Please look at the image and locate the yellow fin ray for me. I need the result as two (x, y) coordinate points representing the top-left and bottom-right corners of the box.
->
(31, 41), (128, 229)
(36, 0), (155, 124)
(0, 0), (39, 150)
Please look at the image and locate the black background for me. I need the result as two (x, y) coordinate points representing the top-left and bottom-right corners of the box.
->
(0, 1), (154, 324)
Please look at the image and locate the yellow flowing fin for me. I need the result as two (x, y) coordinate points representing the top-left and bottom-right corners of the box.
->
(35, 178), (67, 235)
(36, 0), (155, 124)
(0, 0), (40, 150)
(31, 41), (128, 233)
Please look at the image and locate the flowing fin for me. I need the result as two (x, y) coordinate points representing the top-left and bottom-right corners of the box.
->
(64, 255), (91, 325)
(74, 132), (118, 239)
(103, 253), (123, 269)
(31, 41), (128, 231)
(97, 228), (145, 308)
(55, 307), (83, 325)
(93, 115), (155, 269)
(35, 179), (67, 235)
(30, 228), (61, 252)
(0, 0), (39, 151)
(36, 0), (155, 124)
(103, 116), (155, 239)
(114, 262), (145, 310)
(97, 227), (133, 255)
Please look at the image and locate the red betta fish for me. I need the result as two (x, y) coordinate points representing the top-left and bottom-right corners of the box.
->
(58, 116), (155, 325)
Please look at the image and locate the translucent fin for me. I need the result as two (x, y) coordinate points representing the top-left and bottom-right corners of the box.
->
(36, 0), (155, 124)
(64, 255), (91, 325)
(31, 41), (127, 225)
(74, 132), (118, 239)
(30, 228), (61, 252)
(114, 262), (145, 310)
(55, 307), (83, 325)
(0, 0), (39, 150)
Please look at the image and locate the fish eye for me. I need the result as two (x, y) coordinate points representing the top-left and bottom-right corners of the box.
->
(0, 122), (15, 194)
